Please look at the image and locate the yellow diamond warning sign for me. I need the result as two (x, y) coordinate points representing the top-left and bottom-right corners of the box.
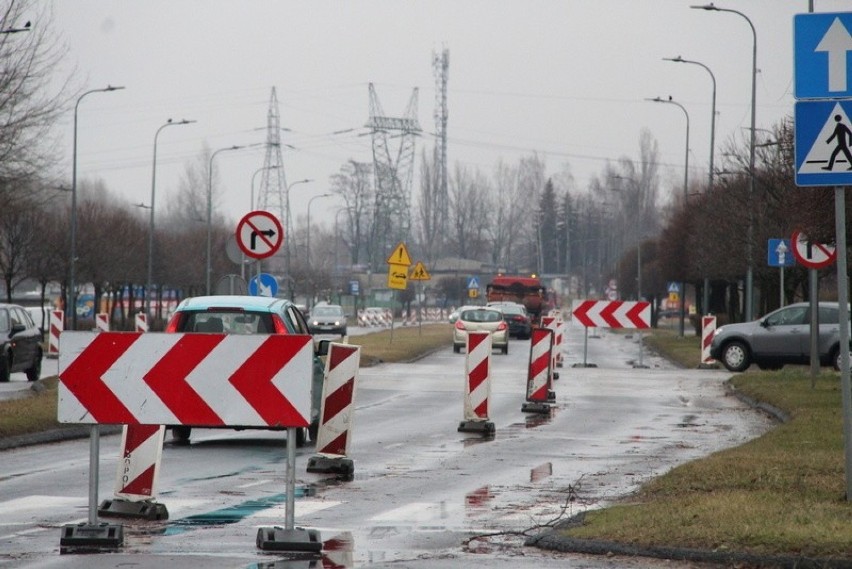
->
(409, 261), (431, 281)
(386, 242), (412, 266)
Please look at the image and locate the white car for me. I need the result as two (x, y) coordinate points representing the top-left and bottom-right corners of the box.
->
(452, 305), (509, 354)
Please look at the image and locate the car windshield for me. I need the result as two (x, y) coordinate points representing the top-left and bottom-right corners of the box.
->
(497, 304), (525, 316)
(461, 309), (501, 323)
(182, 311), (273, 334)
(312, 306), (343, 317)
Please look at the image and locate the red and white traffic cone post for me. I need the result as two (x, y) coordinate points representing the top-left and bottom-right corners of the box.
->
(699, 315), (719, 369)
(100, 314), (168, 521)
(458, 331), (495, 435)
(541, 317), (561, 380)
(307, 343), (361, 478)
(48, 309), (63, 357)
(522, 327), (555, 414)
(95, 312), (110, 333)
(555, 317), (565, 368)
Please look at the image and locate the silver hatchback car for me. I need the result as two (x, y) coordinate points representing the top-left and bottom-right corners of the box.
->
(709, 302), (850, 372)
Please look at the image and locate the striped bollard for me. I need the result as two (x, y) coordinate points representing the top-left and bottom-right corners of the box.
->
(541, 317), (560, 380)
(99, 313), (167, 521)
(522, 327), (555, 414)
(700, 315), (719, 369)
(48, 310), (64, 357)
(458, 331), (495, 435)
(134, 312), (148, 332)
(555, 317), (565, 368)
(95, 312), (110, 333)
(307, 343), (361, 478)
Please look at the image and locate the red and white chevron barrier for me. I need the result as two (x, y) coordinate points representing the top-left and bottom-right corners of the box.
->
(48, 309), (63, 357)
(522, 327), (555, 413)
(700, 315), (718, 368)
(96, 312), (110, 333)
(571, 300), (651, 329)
(134, 312), (148, 332)
(58, 332), (313, 427)
(459, 331), (495, 434)
(307, 343), (361, 477)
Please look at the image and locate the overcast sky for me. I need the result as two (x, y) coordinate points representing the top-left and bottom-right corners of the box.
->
(46, 1), (850, 232)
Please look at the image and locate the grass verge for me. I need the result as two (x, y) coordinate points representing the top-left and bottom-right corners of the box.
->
(561, 330), (852, 560)
(0, 325), (453, 439)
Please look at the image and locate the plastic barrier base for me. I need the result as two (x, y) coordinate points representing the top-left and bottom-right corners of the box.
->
(521, 401), (552, 414)
(98, 498), (169, 520)
(632, 363), (651, 370)
(458, 420), (495, 435)
(572, 362), (598, 368)
(256, 526), (322, 552)
(306, 456), (355, 479)
(60, 522), (124, 549)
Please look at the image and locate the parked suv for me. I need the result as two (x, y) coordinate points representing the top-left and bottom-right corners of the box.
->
(0, 303), (43, 382)
(709, 302), (850, 372)
(165, 295), (325, 445)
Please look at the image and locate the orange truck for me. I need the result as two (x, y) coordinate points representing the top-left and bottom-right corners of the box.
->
(485, 276), (549, 323)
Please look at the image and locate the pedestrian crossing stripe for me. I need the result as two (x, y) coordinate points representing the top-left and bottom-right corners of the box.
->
(795, 100), (852, 187)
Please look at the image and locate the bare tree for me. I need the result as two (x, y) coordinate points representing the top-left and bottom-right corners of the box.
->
(330, 160), (373, 267)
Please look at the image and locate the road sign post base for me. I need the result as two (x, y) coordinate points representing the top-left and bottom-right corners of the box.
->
(98, 498), (169, 521)
(60, 522), (124, 549)
(256, 526), (322, 552)
(522, 401), (552, 414)
(306, 455), (354, 478)
(458, 420), (495, 435)
(552, 372), (560, 380)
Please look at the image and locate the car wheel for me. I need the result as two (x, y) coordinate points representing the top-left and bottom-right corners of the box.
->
(25, 350), (42, 381)
(171, 426), (192, 444)
(0, 352), (10, 383)
(832, 346), (851, 371)
(721, 341), (750, 372)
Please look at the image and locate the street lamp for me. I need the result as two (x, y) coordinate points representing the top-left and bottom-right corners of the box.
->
(692, 2), (757, 321)
(206, 145), (244, 295)
(250, 165), (278, 211)
(147, 119), (195, 321)
(283, 178), (313, 298)
(70, 85), (124, 329)
(648, 96), (690, 336)
(306, 193), (333, 309)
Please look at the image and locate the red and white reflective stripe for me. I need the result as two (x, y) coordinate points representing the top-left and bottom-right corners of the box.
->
(555, 318), (565, 364)
(526, 328), (553, 402)
(701, 315), (717, 365)
(315, 343), (361, 457)
(114, 424), (164, 500)
(96, 312), (110, 332)
(541, 316), (560, 369)
(572, 300), (651, 328)
(464, 331), (491, 421)
(49, 310), (64, 355)
(135, 312), (148, 332)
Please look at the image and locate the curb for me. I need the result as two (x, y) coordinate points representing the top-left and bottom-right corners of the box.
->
(0, 425), (122, 451)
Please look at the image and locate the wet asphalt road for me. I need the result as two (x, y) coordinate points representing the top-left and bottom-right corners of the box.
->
(0, 324), (773, 568)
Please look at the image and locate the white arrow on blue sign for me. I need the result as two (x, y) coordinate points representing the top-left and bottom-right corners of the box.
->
(249, 273), (278, 297)
(768, 239), (795, 267)
(795, 12), (852, 99)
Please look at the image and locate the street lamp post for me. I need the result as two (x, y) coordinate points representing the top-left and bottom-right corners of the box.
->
(692, 2), (757, 321)
(283, 178), (313, 299)
(70, 85), (124, 330)
(206, 145), (244, 295)
(648, 96), (689, 336)
(306, 193), (332, 309)
(147, 119), (194, 322)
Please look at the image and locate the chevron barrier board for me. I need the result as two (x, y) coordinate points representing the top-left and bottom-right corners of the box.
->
(571, 300), (651, 329)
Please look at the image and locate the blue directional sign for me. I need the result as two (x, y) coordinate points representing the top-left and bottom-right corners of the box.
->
(248, 272), (278, 297)
(466, 276), (480, 290)
(795, 99), (852, 186)
(794, 12), (852, 100)
(768, 239), (795, 267)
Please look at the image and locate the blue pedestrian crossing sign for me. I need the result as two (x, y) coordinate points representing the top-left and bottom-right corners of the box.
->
(795, 100), (852, 186)
(794, 12), (852, 100)
(466, 276), (480, 290)
(249, 273), (278, 297)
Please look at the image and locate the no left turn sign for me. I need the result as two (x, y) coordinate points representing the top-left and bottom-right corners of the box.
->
(791, 230), (836, 269)
(236, 210), (284, 260)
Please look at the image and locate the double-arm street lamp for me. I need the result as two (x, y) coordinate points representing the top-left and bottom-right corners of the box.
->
(70, 85), (124, 329)
(691, 2), (757, 321)
(206, 145), (244, 295)
(147, 119), (195, 319)
(648, 96), (690, 336)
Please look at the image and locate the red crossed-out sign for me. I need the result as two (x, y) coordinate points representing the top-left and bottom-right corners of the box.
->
(236, 210), (284, 260)
(572, 300), (651, 329)
(58, 332), (312, 427)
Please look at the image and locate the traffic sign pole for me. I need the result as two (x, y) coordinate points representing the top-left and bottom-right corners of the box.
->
(835, 186), (852, 503)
